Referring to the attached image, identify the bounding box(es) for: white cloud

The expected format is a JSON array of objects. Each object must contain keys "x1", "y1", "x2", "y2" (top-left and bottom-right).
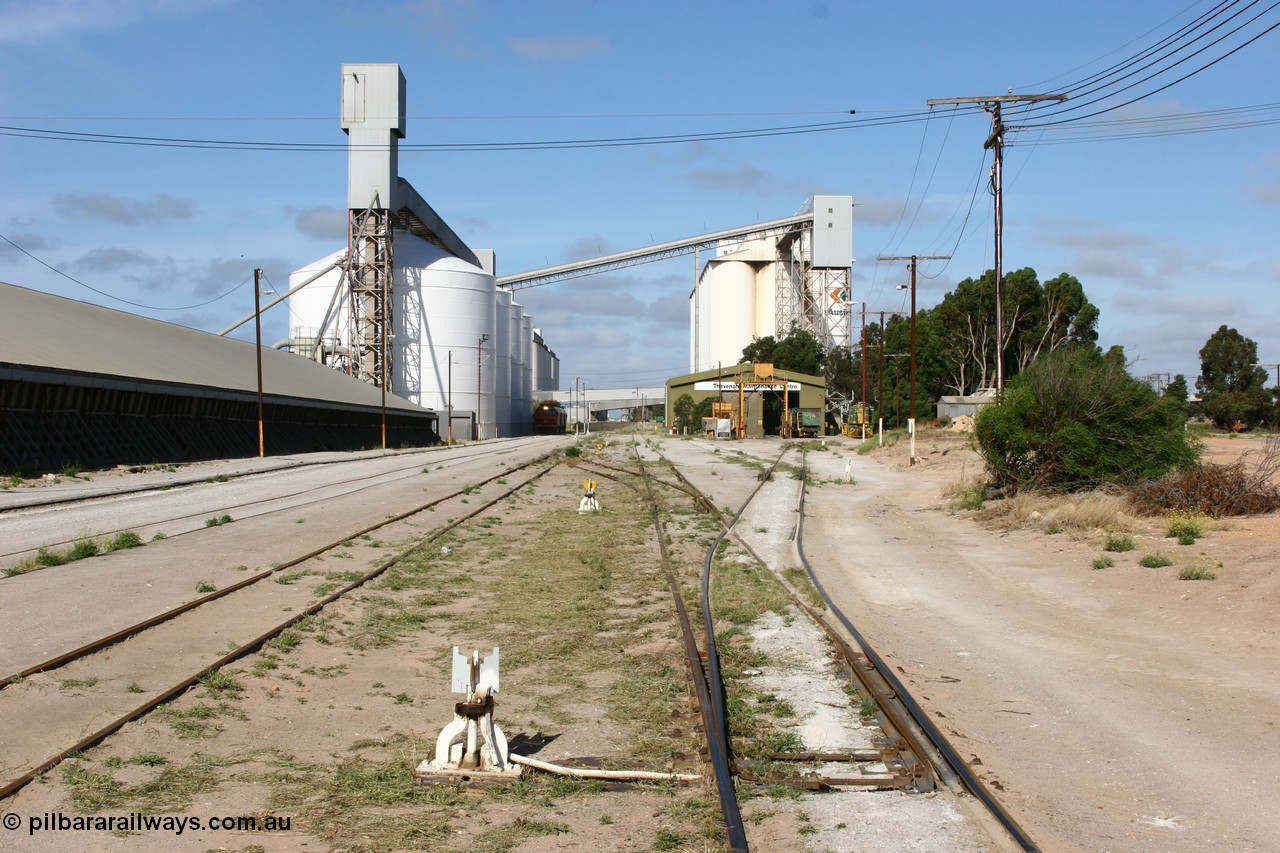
[
  {"x1": 294, "y1": 206, "x2": 346, "y2": 241},
  {"x1": 0, "y1": 0, "x2": 234, "y2": 45},
  {"x1": 55, "y1": 193, "x2": 194, "y2": 225},
  {"x1": 507, "y1": 34, "x2": 608, "y2": 61}
]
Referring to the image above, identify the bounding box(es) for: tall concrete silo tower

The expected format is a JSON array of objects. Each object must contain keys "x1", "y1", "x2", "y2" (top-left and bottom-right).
[{"x1": 340, "y1": 64, "x2": 404, "y2": 390}]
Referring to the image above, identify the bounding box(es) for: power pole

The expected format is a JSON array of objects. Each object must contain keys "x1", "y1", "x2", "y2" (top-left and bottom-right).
[
  {"x1": 878, "y1": 255, "x2": 949, "y2": 464},
  {"x1": 859, "y1": 304, "x2": 868, "y2": 439},
  {"x1": 927, "y1": 93, "x2": 1065, "y2": 390}
]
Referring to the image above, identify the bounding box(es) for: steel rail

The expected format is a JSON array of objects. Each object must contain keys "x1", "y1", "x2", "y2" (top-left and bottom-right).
[
  {"x1": 583, "y1": 457, "x2": 718, "y2": 514},
  {"x1": 0, "y1": 436, "x2": 548, "y2": 518},
  {"x1": 591, "y1": 447, "x2": 747, "y2": 853},
  {"x1": 0, "y1": 452, "x2": 553, "y2": 690},
  {"x1": 0, "y1": 448, "x2": 498, "y2": 565},
  {"x1": 792, "y1": 457, "x2": 1041, "y2": 853},
  {"x1": 580, "y1": 457, "x2": 743, "y2": 848},
  {"x1": 0, "y1": 462, "x2": 558, "y2": 803},
  {"x1": 624, "y1": 445, "x2": 747, "y2": 850}
]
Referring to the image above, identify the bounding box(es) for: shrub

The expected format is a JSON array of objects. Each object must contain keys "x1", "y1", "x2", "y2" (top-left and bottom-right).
[
  {"x1": 944, "y1": 480, "x2": 986, "y2": 511},
  {"x1": 1179, "y1": 562, "x2": 1218, "y2": 581},
  {"x1": 1139, "y1": 554, "x2": 1173, "y2": 568},
  {"x1": 1103, "y1": 531, "x2": 1136, "y2": 552},
  {"x1": 107, "y1": 531, "x2": 143, "y2": 551},
  {"x1": 1129, "y1": 439, "x2": 1280, "y2": 517},
  {"x1": 67, "y1": 539, "x2": 101, "y2": 560},
  {"x1": 1092, "y1": 556, "x2": 1114, "y2": 570},
  {"x1": 975, "y1": 347, "x2": 1198, "y2": 492},
  {"x1": 1165, "y1": 510, "x2": 1205, "y2": 541},
  {"x1": 564, "y1": 446, "x2": 582, "y2": 458}
]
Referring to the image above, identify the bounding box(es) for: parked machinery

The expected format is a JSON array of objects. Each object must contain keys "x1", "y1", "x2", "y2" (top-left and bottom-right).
[{"x1": 532, "y1": 400, "x2": 567, "y2": 435}]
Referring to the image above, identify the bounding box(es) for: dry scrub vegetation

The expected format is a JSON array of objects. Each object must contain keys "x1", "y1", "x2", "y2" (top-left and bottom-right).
[{"x1": 1129, "y1": 437, "x2": 1280, "y2": 517}]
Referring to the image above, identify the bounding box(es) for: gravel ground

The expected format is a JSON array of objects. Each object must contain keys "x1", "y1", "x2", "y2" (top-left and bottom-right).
[
  {"x1": 798, "y1": 432, "x2": 1280, "y2": 853},
  {"x1": 4, "y1": 429, "x2": 1274, "y2": 853}
]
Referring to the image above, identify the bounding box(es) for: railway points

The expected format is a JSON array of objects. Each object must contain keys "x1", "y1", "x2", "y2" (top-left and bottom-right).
[{"x1": 5, "y1": 430, "x2": 1274, "y2": 852}]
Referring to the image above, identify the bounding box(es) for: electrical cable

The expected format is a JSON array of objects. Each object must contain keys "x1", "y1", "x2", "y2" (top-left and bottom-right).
[
  {"x1": 0, "y1": 111, "x2": 940, "y2": 154},
  {"x1": 1015, "y1": 0, "x2": 1251, "y2": 117},
  {"x1": 1014, "y1": 0, "x2": 1230, "y2": 91},
  {"x1": 0, "y1": 231, "x2": 251, "y2": 311},
  {"x1": 1017, "y1": 2, "x2": 1280, "y2": 127},
  {"x1": 1011, "y1": 100, "x2": 1280, "y2": 143}
]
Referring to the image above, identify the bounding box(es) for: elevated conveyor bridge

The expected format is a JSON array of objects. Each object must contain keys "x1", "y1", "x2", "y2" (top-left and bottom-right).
[{"x1": 496, "y1": 212, "x2": 814, "y2": 290}]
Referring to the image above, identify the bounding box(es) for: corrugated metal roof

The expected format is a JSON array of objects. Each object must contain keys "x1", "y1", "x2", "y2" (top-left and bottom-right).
[
  {"x1": 0, "y1": 281, "x2": 431, "y2": 414},
  {"x1": 666, "y1": 363, "x2": 826, "y2": 386}
]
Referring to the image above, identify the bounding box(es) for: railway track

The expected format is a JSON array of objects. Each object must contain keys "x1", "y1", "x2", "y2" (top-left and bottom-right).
[
  {"x1": 0, "y1": 450, "x2": 559, "y2": 801},
  {"x1": 606, "y1": 440, "x2": 1039, "y2": 852},
  {"x1": 2, "y1": 436, "x2": 1035, "y2": 851},
  {"x1": 0, "y1": 438, "x2": 555, "y2": 572}
]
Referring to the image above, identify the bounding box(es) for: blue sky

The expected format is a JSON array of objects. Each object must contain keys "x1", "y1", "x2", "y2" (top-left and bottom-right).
[{"x1": 3, "y1": 0, "x2": 1278, "y2": 392}]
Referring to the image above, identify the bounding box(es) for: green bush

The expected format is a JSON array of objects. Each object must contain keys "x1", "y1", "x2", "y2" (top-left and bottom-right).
[
  {"x1": 1179, "y1": 564, "x2": 1218, "y2": 581},
  {"x1": 107, "y1": 531, "x2": 143, "y2": 551},
  {"x1": 67, "y1": 539, "x2": 101, "y2": 560},
  {"x1": 974, "y1": 347, "x2": 1199, "y2": 491},
  {"x1": 1091, "y1": 556, "x2": 1114, "y2": 570},
  {"x1": 1139, "y1": 554, "x2": 1174, "y2": 568},
  {"x1": 1165, "y1": 510, "x2": 1204, "y2": 541},
  {"x1": 1103, "y1": 531, "x2": 1136, "y2": 552}
]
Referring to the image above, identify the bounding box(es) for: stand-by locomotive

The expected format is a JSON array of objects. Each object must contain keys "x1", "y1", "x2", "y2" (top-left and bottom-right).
[{"x1": 532, "y1": 400, "x2": 567, "y2": 434}]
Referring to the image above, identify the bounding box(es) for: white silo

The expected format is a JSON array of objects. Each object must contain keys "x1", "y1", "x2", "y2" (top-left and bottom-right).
[
  {"x1": 532, "y1": 330, "x2": 557, "y2": 397},
  {"x1": 493, "y1": 288, "x2": 513, "y2": 437},
  {"x1": 287, "y1": 250, "x2": 345, "y2": 362},
  {"x1": 508, "y1": 301, "x2": 526, "y2": 432},
  {"x1": 395, "y1": 235, "x2": 496, "y2": 439},
  {"x1": 706, "y1": 259, "x2": 756, "y2": 369},
  {"x1": 520, "y1": 315, "x2": 534, "y2": 433}
]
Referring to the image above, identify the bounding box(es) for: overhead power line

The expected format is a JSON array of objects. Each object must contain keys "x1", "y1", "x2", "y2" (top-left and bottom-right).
[
  {"x1": 1014, "y1": 0, "x2": 1280, "y2": 128},
  {"x1": 0, "y1": 111, "x2": 948, "y2": 154}
]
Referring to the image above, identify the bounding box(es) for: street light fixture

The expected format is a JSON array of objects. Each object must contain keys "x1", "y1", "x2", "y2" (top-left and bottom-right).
[{"x1": 895, "y1": 277, "x2": 919, "y2": 465}]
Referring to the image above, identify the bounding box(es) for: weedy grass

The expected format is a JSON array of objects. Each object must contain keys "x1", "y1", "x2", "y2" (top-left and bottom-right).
[
  {"x1": 197, "y1": 669, "x2": 243, "y2": 698},
  {"x1": 975, "y1": 491, "x2": 1138, "y2": 537},
  {"x1": 1103, "y1": 530, "x2": 1137, "y2": 552},
  {"x1": 155, "y1": 702, "x2": 232, "y2": 739},
  {"x1": 1140, "y1": 553, "x2": 1174, "y2": 568},
  {"x1": 1166, "y1": 509, "x2": 1206, "y2": 544},
  {"x1": 943, "y1": 478, "x2": 986, "y2": 512},
  {"x1": 1179, "y1": 558, "x2": 1220, "y2": 581},
  {"x1": 4, "y1": 529, "x2": 145, "y2": 576},
  {"x1": 62, "y1": 754, "x2": 224, "y2": 813},
  {"x1": 1092, "y1": 556, "x2": 1115, "y2": 570}
]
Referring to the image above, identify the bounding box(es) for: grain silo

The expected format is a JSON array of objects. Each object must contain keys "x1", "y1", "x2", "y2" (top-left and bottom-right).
[{"x1": 285, "y1": 63, "x2": 557, "y2": 440}]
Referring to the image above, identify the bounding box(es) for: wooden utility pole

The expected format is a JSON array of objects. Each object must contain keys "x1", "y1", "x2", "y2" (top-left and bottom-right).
[
  {"x1": 878, "y1": 255, "x2": 949, "y2": 464},
  {"x1": 860, "y1": 304, "x2": 868, "y2": 439},
  {"x1": 927, "y1": 93, "x2": 1066, "y2": 390},
  {"x1": 253, "y1": 268, "x2": 266, "y2": 458}
]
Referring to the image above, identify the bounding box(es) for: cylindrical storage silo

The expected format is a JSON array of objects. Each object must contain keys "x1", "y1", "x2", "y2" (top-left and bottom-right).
[
  {"x1": 287, "y1": 249, "x2": 346, "y2": 363},
  {"x1": 508, "y1": 301, "x2": 526, "y2": 433},
  {"x1": 494, "y1": 288, "x2": 513, "y2": 437},
  {"x1": 707, "y1": 260, "x2": 756, "y2": 369},
  {"x1": 393, "y1": 235, "x2": 496, "y2": 440},
  {"x1": 520, "y1": 315, "x2": 534, "y2": 434}
]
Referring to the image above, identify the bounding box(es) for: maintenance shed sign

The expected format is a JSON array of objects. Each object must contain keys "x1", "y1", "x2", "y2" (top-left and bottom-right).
[{"x1": 693, "y1": 381, "x2": 801, "y2": 392}]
